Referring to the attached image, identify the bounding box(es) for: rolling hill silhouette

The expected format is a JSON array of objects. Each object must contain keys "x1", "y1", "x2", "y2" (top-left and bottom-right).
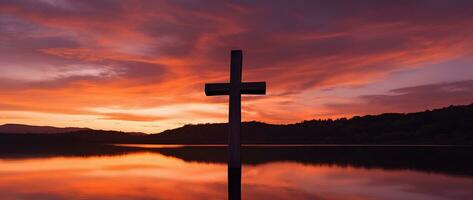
[
  {"x1": 0, "y1": 124, "x2": 90, "y2": 134},
  {"x1": 1, "y1": 103, "x2": 472, "y2": 144}
]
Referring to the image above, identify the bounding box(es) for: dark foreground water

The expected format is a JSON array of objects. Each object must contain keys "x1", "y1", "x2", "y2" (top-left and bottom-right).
[{"x1": 0, "y1": 144, "x2": 472, "y2": 200}]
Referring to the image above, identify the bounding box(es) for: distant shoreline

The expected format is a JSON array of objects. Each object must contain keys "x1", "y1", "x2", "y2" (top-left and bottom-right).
[
  {"x1": 113, "y1": 143, "x2": 473, "y2": 148},
  {"x1": 1, "y1": 103, "x2": 473, "y2": 145}
]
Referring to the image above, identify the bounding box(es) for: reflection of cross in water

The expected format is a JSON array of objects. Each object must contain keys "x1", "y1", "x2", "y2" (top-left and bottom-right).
[{"x1": 205, "y1": 50, "x2": 266, "y2": 200}]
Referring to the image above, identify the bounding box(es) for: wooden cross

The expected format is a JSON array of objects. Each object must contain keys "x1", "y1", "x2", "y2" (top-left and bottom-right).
[
  {"x1": 205, "y1": 50, "x2": 266, "y2": 199},
  {"x1": 205, "y1": 50, "x2": 266, "y2": 168}
]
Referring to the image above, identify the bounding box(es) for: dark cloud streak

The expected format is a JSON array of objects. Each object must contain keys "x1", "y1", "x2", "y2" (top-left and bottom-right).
[{"x1": 326, "y1": 80, "x2": 473, "y2": 115}]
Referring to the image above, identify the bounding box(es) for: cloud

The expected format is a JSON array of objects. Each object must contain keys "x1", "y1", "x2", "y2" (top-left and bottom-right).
[
  {"x1": 1, "y1": 1, "x2": 473, "y2": 131},
  {"x1": 326, "y1": 80, "x2": 473, "y2": 116},
  {"x1": 99, "y1": 113, "x2": 165, "y2": 122}
]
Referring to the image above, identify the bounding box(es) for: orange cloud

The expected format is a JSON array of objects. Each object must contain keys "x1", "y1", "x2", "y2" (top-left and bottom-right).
[
  {"x1": 1, "y1": 1, "x2": 473, "y2": 132},
  {"x1": 99, "y1": 113, "x2": 165, "y2": 122}
]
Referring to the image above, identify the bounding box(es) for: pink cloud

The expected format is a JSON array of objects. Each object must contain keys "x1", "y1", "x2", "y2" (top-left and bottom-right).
[
  {"x1": 1, "y1": 1, "x2": 473, "y2": 131},
  {"x1": 325, "y1": 80, "x2": 473, "y2": 116}
]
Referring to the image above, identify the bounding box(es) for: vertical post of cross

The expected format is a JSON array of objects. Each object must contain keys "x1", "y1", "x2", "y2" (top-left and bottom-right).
[
  {"x1": 229, "y1": 50, "x2": 242, "y2": 169},
  {"x1": 228, "y1": 50, "x2": 242, "y2": 200},
  {"x1": 204, "y1": 50, "x2": 266, "y2": 200}
]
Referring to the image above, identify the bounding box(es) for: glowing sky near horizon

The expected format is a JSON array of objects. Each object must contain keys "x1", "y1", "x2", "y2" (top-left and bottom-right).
[{"x1": 1, "y1": 0, "x2": 473, "y2": 133}]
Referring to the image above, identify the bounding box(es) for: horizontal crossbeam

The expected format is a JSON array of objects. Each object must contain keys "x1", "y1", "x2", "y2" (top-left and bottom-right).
[
  {"x1": 241, "y1": 82, "x2": 266, "y2": 95},
  {"x1": 205, "y1": 83, "x2": 229, "y2": 96},
  {"x1": 205, "y1": 82, "x2": 266, "y2": 96}
]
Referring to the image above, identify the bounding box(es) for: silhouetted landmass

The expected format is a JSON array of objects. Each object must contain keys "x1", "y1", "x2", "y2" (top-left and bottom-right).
[
  {"x1": 1, "y1": 103, "x2": 473, "y2": 144},
  {"x1": 0, "y1": 123, "x2": 91, "y2": 134},
  {"x1": 0, "y1": 130, "x2": 142, "y2": 144},
  {"x1": 149, "y1": 103, "x2": 473, "y2": 144}
]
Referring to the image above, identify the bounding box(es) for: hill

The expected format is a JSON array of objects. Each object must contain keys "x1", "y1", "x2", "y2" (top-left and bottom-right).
[
  {"x1": 149, "y1": 103, "x2": 473, "y2": 144},
  {"x1": 0, "y1": 124, "x2": 91, "y2": 134},
  {"x1": 1, "y1": 103, "x2": 472, "y2": 144}
]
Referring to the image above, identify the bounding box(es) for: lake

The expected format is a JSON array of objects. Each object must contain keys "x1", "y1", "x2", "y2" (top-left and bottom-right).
[{"x1": 0, "y1": 144, "x2": 472, "y2": 200}]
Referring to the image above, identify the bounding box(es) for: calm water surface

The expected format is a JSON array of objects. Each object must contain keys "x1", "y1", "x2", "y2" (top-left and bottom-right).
[{"x1": 0, "y1": 145, "x2": 472, "y2": 200}]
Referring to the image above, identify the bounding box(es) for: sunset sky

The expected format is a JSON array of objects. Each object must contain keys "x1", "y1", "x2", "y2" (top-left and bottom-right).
[{"x1": 1, "y1": 0, "x2": 473, "y2": 133}]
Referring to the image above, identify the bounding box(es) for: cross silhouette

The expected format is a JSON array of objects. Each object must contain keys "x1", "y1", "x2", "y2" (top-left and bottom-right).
[{"x1": 205, "y1": 50, "x2": 266, "y2": 199}]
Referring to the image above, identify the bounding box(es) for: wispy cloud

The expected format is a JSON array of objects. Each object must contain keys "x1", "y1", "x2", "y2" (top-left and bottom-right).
[
  {"x1": 326, "y1": 80, "x2": 473, "y2": 116},
  {"x1": 1, "y1": 1, "x2": 473, "y2": 132}
]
